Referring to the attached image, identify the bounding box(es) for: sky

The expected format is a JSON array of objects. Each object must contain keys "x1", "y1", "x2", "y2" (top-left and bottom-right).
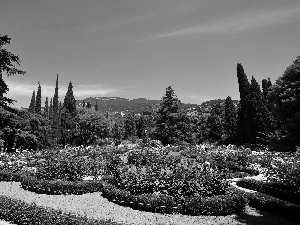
[{"x1": 1, "y1": 0, "x2": 300, "y2": 108}]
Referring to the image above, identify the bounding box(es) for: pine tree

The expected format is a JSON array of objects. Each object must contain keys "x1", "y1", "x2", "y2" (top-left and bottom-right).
[
  {"x1": 124, "y1": 113, "x2": 137, "y2": 140},
  {"x1": 63, "y1": 81, "x2": 76, "y2": 115},
  {"x1": 236, "y1": 63, "x2": 251, "y2": 143},
  {"x1": 29, "y1": 90, "x2": 36, "y2": 113},
  {"x1": 53, "y1": 74, "x2": 59, "y2": 116},
  {"x1": 0, "y1": 34, "x2": 26, "y2": 109},
  {"x1": 262, "y1": 79, "x2": 269, "y2": 99},
  {"x1": 49, "y1": 98, "x2": 53, "y2": 121},
  {"x1": 44, "y1": 97, "x2": 49, "y2": 119},
  {"x1": 224, "y1": 96, "x2": 237, "y2": 139},
  {"x1": 248, "y1": 76, "x2": 275, "y2": 143},
  {"x1": 35, "y1": 82, "x2": 42, "y2": 114},
  {"x1": 95, "y1": 101, "x2": 99, "y2": 111}
]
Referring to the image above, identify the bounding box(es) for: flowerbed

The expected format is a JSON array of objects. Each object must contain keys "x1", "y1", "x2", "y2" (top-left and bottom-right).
[
  {"x1": 102, "y1": 182, "x2": 246, "y2": 216},
  {"x1": 236, "y1": 178, "x2": 300, "y2": 205}
]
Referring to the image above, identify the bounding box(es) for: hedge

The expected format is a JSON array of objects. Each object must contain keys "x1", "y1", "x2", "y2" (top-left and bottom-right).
[
  {"x1": 20, "y1": 176, "x2": 104, "y2": 195},
  {"x1": 0, "y1": 170, "x2": 23, "y2": 182},
  {"x1": 245, "y1": 191, "x2": 300, "y2": 223},
  {"x1": 0, "y1": 195, "x2": 122, "y2": 225},
  {"x1": 101, "y1": 183, "x2": 246, "y2": 216},
  {"x1": 236, "y1": 179, "x2": 300, "y2": 205}
]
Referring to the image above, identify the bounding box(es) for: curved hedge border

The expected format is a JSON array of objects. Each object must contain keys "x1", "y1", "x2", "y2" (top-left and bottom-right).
[
  {"x1": 20, "y1": 176, "x2": 104, "y2": 195},
  {"x1": 244, "y1": 191, "x2": 300, "y2": 223},
  {"x1": 101, "y1": 182, "x2": 246, "y2": 216},
  {"x1": 0, "y1": 170, "x2": 23, "y2": 182},
  {"x1": 236, "y1": 178, "x2": 300, "y2": 205},
  {"x1": 0, "y1": 195, "x2": 122, "y2": 225}
]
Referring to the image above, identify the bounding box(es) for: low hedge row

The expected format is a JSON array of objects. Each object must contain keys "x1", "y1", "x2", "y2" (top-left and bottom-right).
[
  {"x1": 0, "y1": 195, "x2": 122, "y2": 225},
  {"x1": 101, "y1": 182, "x2": 246, "y2": 216},
  {"x1": 20, "y1": 176, "x2": 104, "y2": 195},
  {"x1": 236, "y1": 178, "x2": 300, "y2": 205},
  {"x1": 245, "y1": 191, "x2": 300, "y2": 223},
  {"x1": 0, "y1": 170, "x2": 23, "y2": 182}
]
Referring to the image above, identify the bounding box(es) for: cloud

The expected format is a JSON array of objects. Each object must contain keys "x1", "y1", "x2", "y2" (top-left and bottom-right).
[
  {"x1": 5, "y1": 80, "x2": 119, "y2": 100},
  {"x1": 150, "y1": 7, "x2": 300, "y2": 39}
]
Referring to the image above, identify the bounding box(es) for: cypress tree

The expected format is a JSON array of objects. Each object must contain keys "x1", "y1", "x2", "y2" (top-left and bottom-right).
[
  {"x1": 248, "y1": 76, "x2": 275, "y2": 143},
  {"x1": 262, "y1": 79, "x2": 268, "y2": 99},
  {"x1": 53, "y1": 74, "x2": 59, "y2": 116},
  {"x1": 49, "y1": 98, "x2": 53, "y2": 121},
  {"x1": 63, "y1": 81, "x2": 76, "y2": 115},
  {"x1": 35, "y1": 82, "x2": 42, "y2": 114},
  {"x1": 29, "y1": 90, "x2": 36, "y2": 113},
  {"x1": 224, "y1": 96, "x2": 237, "y2": 138},
  {"x1": 44, "y1": 97, "x2": 49, "y2": 119},
  {"x1": 236, "y1": 63, "x2": 250, "y2": 143},
  {"x1": 95, "y1": 101, "x2": 99, "y2": 111}
]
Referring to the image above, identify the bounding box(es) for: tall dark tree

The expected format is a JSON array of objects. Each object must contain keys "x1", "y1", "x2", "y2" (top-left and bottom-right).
[
  {"x1": 224, "y1": 96, "x2": 237, "y2": 140},
  {"x1": 124, "y1": 112, "x2": 137, "y2": 140},
  {"x1": 28, "y1": 90, "x2": 36, "y2": 113},
  {"x1": 49, "y1": 98, "x2": 53, "y2": 121},
  {"x1": 35, "y1": 82, "x2": 42, "y2": 114},
  {"x1": 95, "y1": 101, "x2": 99, "y2": 111},
  {"x1": 206, "y1": 103, "x2": 224, "y2": 142},
  {"x1": 44, "y1": 97, "x2": 49, "y2": 119},
  {"x1": 63, "y1": 81, "x2": 76, "y2": 115},
  {"x1": 61, "y1": 82, "x2": 77, "y2": 146},
  {"x1": 236, "y1": 63, "x2": 251, "y2": 143},
  {"x1": 268, "y1": 55, "x2": 300, "y2": 150},
  {"x1": 53, "y1": 74, "x2": 59, "y2": 116},
  {"x1": 262, "y1": 78, "x2": 273, "y2": 99},
  {"x1": 0, "y1": 34, "x2": 26, "y2": 109}
]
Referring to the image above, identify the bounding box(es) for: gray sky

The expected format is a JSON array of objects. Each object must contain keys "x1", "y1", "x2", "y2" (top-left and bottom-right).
[{"x1": 1, "y1": 0, "x2": 300, "y2": 108}]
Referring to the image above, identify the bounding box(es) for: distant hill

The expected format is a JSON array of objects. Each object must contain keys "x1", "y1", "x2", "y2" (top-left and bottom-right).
[{"x1": 76, "y1": 97, "x2": 199, "y2": 113}]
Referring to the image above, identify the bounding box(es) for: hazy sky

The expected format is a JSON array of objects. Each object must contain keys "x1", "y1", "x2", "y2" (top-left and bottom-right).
[{"x1": 1, "y1": 0, "x2": 300, "y2": 108}]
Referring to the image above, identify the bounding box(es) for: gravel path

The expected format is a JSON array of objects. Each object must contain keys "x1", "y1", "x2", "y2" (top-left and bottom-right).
[{"x1": 0, "y1": 182, "x2": 299, "y2": 225}]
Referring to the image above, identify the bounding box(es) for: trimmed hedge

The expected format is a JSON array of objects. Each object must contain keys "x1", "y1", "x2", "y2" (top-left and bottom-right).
[
  {"x1": 101, "y1": 182, "x2": 246, "y2": 216},
  {"x1": 0, "y1": 170, "x2": 23, "y2": 182},
  {"x1": 245, "y1": 191, "x2": 300, "y2": 223},
  {"x1": 20, "y1": 176, "x2": 104, "y2": 195},
  {"x1": 0, "y1": 195, "x2": 122, "y2": 225},
  {"x1": 236, "y1": 179, "x2": 300, "y2": 205}
]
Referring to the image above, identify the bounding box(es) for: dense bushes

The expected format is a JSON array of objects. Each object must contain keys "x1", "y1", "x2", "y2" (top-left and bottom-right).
[
  {"x1": 102, "y1": 182, "x2": 246, "y2": 215},
  {"x1": 236, "y1": 178, "x2": 300, "y2": 205},
  {"x1": 0, "y1": 195, "x2": 121, "y2": 225},
  {"x1": 245, "y1": 191, "x2": 300, "y2": 223},
  {"x1": 0, "y1": 170, "x2": 23, "y2": 182},
  {"x1": 21, "y1": 176, "x2": 104, "y2": 195}
]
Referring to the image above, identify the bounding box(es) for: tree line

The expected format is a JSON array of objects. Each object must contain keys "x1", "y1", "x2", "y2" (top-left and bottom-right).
[{"x1": 1, "y1": 34, "x2": 299, "y2": 152}]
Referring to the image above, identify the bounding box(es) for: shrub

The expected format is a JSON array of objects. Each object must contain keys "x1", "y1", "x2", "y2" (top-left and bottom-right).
[
  {"x1": 245, "y1": 191, "x2": 300, "y2": 223},
  {"x1": 21, "y1": 176, "x2": 104, "y2": 195},
  {"x1": 236, "y1": 178, "x2": 300, "y2": 205},
  {"x1": 183, "y1": 190, "x2": 246, "y2": 216},
  {"x1": 0, "y1": 195, "x2": 121, "y2": 225},
  {"x1": 0, "y1": 170, "x2": 22, "y2": 182}
]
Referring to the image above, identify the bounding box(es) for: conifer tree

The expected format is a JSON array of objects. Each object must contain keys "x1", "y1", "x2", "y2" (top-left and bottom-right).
[
  {"x1": 0, "y1": 34, "x2": 26, "y2": 109},
  {"x1": 262, "y1": 79, "x2": 269, "y2": 99},
  {"x1": 53, "y1": 74, "x2": 59, "y2": 116},
  {"x1": 124, "y1": 113, "x2": 137, "y2": 140},
  {"x1": 28, "y1": 90, "x2": 36, "y2": 113},
  {"x1": 49, "y1": 98, "x2": 53, "y2": 121},
  {"x1": 63, "y1": 81, "x2": 76, "y2": 115},
  {"x1": 95, "y1": 101, "x2": 99, "y2": 111},
  {"x1": 35, "y1": 82, "x2": 42, "y2": 114},
  {"x1": 248, "y1": 76, "x2": 275, "y2": 143},
  {"x1": 44, "y1": 97, "x2": 49, "y2": 119},
  {"x1": 224, "y1": 96, "x2": 237, "y2": 139},
  {"x1": 236, "y1": 63, "x2": 250, "y2": 143}
]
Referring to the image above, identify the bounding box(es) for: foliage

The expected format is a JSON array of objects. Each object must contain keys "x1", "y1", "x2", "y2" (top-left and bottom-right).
[
  {"x1": 28, "y1": 90, "x2": 36, "y2": 113},
  {"x1": 21, "y1": 175, "x2": 104, "y2": 195},
  {"x1": 35, "y1": 82, "x2": 42, "y2": 114},
  {"x1": 0, "y1": 34, "x2": 26, "y2": 109},
  {"x1": 237, "y1": 178, "x2": 300, "y2": 205},
  {"x1": 245, "y1": 191, "x2": 300, "y2": 222},
  {"x1": 0, "y1": 195, "x2": 121, "y2": 225},
  {"x1": 268, "y1": 55, "x2": 300, "y2": 149},
  {"x1": 224, "y1": 96, "x2": 237, "y2": 142}
]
